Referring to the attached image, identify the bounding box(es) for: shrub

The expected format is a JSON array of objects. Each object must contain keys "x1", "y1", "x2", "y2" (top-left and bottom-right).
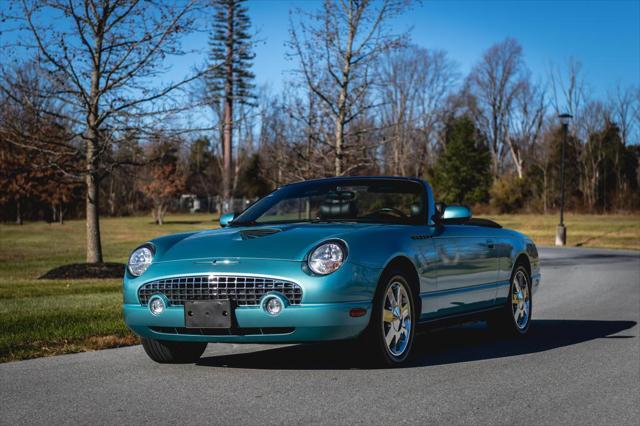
[{"x1": 490, "y1": 175, "x2": 531, "y2": 213}]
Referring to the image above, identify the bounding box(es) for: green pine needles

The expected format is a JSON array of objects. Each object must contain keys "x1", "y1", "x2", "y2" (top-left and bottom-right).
[
  {"x1": 207, "y1": 0, "x2": 256, "y2": 106},
  {"x1": 432, "y1": 116, "x2": 492, "y2": 206}
]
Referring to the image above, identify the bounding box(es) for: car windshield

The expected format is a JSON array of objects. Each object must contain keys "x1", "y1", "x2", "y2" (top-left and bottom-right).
[{"x1": 232, "y1": 179, "x2": 426, "y2": 226}]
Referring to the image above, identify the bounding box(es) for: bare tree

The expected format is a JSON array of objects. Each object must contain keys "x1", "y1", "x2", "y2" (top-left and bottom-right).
[
  {"x1": 256, "y1": 89, "x2": 329, "y2": 185},
  {"x1": 549, "y1": 59, "x2": 588, "y2": 138},
  {"x1": 2, "y1": 0, "x2": 205, "y2": 262},
  {"x1": 608, "y1": 84, "x2": 639, "y2": 146},
  {"x1": 607, "y1": 84, "x2": 638, "y2": 207},
  {"x1": 580, "y1": 100, "x2": 607, "y2": 208},
  {"x1": 505, "y1": 79, "x2": 546, "y2": 178},
  {"x1": 282, "y1": 90, "x2": 332, "y2": 181},
  {"x1": 289, "y1": 0, "x2": 411, "y2": 176},
  {"x1": 377, "y1": 45, "x2": 457, "y2": 176},
  {"x1": 466, "y1": 38, "x2": 526, "y2": 176}
]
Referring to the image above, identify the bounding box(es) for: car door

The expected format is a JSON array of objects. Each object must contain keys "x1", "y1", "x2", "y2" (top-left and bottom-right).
[
  {"x1": 428, "y1": 225, "x2": 498, "y2": 318},
  {"x1": 404, "y1": 225, "x2": 438, "y2": 321}
]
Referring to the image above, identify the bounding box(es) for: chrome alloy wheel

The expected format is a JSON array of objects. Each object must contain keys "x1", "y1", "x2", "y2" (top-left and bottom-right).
[
  {"x1": 382, "y1": 281, "x2": 412, "y2": 357},
  {"x1": 512, "y1": 269, "x2": 531, "y2": 330}
]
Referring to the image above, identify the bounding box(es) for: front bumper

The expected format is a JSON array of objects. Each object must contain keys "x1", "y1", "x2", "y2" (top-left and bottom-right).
[
  {"x1": 123, "y1": 301, "x2": 371, "y2": 343},
  {"x1": 123, "y1": 258, "x2": 380, "y2": 343}
]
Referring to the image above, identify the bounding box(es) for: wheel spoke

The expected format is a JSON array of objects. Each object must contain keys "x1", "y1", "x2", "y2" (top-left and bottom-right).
[
  {"x1": 385, "y1": 327, "x2": 395, "y2": 347},
  {"x1": 383, "y1": 308, "x2": 394, "y2": 323},
  {"x1": 401, "y1": 305, "x2": 410, "y2": 320},
  {"x1": 387, "y1": 287, "x2": 397, "y2": 307},
  {"x1": 395, "y1": 285, "x2": 403, "y2": 309}
]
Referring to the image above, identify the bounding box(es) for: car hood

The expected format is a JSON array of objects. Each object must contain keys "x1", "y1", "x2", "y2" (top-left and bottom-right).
[{"x1": 154, "y1": 223, "x2": 382, "y2": 263}]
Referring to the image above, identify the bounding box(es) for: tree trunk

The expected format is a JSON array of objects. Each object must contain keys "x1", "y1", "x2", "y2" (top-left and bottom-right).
[
  {"x1": 221, "y1": 0, "x2": 235, "y2": 212},
  {"x1": 85, "y1": 95, "x2": 103, "y2": 262},
  {"x1": 108, "y1": 178, "x2": 116, "y2": 216},
  {"x1": 15, "y1": 198, "x2": 22, "y2": 225},
  {"x1": 86, "y1": 171, "x2": 103, "y2": 263},
  {"x1": 334, "y1": 117, "x2": 344, "y2": 176},
  {"x1": 85, "y1": 22, "x2": 104, "y2": 264},
  {"x1": 506, "y1": 137, "x2": 524, "y2": 178},
  {"x1": 59, "y1": 204, "x2": 64, "y2": 225},
  {"x1": 542, "y1": 167, "x2": 548, "y2": 214},
  {"x1": 333, "y1": 6, "x2": 355, "y2": 177},
  {"x1": 157, "y1": 205, "x2": 164, "y2": 225}
]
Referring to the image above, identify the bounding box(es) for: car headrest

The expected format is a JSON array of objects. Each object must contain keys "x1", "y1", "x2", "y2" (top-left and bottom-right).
[
  {"x1": 410, "y1": 203, "x2": 423, "y2": 217},
  {"x1": 319, "y1": 191, "x2": 358, "y2": 220}
]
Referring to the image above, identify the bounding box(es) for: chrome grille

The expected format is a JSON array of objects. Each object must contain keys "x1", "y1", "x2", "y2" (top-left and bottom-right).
[{"x1": 138, "y1": 275, "x2": 303, "y2": 306}]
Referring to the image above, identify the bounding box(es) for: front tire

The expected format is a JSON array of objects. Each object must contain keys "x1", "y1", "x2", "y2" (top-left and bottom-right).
[
  {"x1": 141, "y1": 337, "x2": 207, "y2": 364},
  {"x1": 363, "y1": 271, "x2": 417, "y2": 366},
  {"x1": 488, "y1": 264, "x2": 532, "y2": 336}
]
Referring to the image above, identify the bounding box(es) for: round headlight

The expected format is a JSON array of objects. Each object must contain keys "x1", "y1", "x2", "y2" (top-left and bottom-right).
[
  {"x1": 128, "y1": 245, "x2": 154, "y2": 277},
  {"x1": 308, "y1": 242, "x2": 345, "y2": 275}
]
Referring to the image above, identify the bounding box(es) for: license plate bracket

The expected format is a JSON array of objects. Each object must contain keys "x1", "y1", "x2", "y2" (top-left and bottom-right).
[{"x1": 184, "y1": 299, "x2": 235, "y2": 328}]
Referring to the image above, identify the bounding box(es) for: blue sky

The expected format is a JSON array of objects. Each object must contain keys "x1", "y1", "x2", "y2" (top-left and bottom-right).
[
  {"x1": 242, "y1": 0, "x2": 640, "y2": 98},
  {"x1": 2, "y1": 0, "x2": 638, "y2": 99}
]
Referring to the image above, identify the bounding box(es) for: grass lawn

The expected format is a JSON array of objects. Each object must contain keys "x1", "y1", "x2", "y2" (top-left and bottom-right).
[
  {"x1": 0, "y1": 212, "x2": 638, "y2": 362},
  {"x1": 485, "y1": 213, "x2": 640, "y2": 250},
  {"x1": 0, "y1": 214, "x2": 218, "y2": 362}
]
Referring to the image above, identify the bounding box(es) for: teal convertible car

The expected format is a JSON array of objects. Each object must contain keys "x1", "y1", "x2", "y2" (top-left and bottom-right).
[{"x1": 123, "y1": 177, "x2": 540, "y2": 366}]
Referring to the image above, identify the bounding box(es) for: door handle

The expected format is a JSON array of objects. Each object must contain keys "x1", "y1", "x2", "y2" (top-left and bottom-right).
[{"x1": 486, "y1": 240, "x2": 494, "y2": 249}]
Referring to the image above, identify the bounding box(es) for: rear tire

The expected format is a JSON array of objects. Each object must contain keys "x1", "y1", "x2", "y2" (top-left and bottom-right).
[
  {"x1": 488, "y1": 263, "x2": 532, "y2": 336},
  {"x1": 361, "y1": 270, "x2": 417, "y2": 367},
  {"x1": 141, "y1": 337, "x2": 207, "y2": 364}
]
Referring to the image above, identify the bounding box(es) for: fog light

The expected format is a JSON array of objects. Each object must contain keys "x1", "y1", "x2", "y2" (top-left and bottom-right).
[
  {"x1": 149, "y1": 296, "x2": 165, "y2": 315},
  {"x1": 265, "y1": 297, "x2": 283, "y2": 316}
]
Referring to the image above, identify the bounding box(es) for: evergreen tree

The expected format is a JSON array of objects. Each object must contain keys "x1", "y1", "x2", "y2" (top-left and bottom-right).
[
  {"x1": 432, "y1": 116, "x2": 492, "y2": 205},
  {"x1": 186, "y1": 137, "x2": 220, "y2": 199},
  {"x1": 236, "y1": 153, "x2": 272, "y2": 199},
  {"x1": 207, "y1": 0, "x2": 256, "y2": 212}
]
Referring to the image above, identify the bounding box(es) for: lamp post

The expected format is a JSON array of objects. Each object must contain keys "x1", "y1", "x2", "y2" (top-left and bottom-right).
[{"x1": 556, "y1": 113, "x2": 573, "y2": 246}]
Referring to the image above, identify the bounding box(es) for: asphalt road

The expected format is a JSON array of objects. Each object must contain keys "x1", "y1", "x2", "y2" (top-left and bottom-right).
[{"x1": 1, "y1": 247, "x2": 639, "y2": 425}]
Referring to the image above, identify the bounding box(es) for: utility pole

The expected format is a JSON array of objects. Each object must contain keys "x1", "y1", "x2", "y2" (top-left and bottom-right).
[{"x1": 556, "y1": 113, "x2": 573, "y2": 246}]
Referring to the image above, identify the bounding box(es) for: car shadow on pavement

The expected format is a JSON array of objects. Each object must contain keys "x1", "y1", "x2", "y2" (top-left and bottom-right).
[{"x1": 196, "y1": 319, "x2": 637, "y2": 370}]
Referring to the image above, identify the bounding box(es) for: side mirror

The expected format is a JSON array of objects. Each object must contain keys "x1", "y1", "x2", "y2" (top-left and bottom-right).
[
  {"x1": 219, "y1": 212, "x2": 236, "y2": 227},
  {"x1": 442, "y1": 205, "x2": 472, "y2": 224}
]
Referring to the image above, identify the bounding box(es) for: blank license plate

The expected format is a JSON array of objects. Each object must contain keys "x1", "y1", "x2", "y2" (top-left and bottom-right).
[{"x1": 184, "y1": 300, "x2": 234, "y2": 328}]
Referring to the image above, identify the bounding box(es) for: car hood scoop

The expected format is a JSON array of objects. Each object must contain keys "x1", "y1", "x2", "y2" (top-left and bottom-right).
[{"x1": 239, "y1": 228, "x2": 281, "y2": 240}]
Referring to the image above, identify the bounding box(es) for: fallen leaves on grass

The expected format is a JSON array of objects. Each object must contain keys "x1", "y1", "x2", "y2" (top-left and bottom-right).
[
  {"x1": 2, "y1": 334, "x2": 140, "y2": 363},
  {"x1": 86, "y1": 334, "x2": 139, "y2": 349}
]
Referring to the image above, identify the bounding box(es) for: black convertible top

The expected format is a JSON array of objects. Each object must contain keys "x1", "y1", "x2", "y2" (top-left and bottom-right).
[{"x1": 465, "y1": 218, "x2": 503, "y2": 229}]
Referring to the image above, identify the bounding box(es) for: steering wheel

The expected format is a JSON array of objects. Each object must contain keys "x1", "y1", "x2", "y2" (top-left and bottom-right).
[{"x1": 368, "y1": 207, "x2": 408, "y2": 218}]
